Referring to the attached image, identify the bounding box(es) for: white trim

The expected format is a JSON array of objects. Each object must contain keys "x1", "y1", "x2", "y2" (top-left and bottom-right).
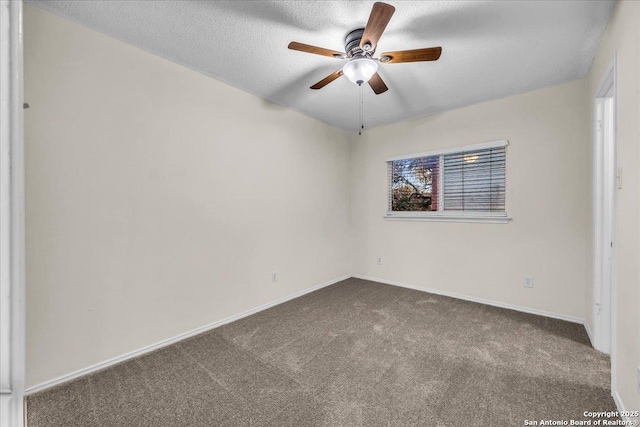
[
  {"x1": 25, "y1": 275, "x2": 351, "y2": 395},
  {"x1": 0, "y1": 0, "x2": 11, "y2": 394},
  {"x1": 0, "y1": 396, "x2": 13, "y2": 427},
  {"x1": 352, "y1": 275, "x2": 584, "y2": 324},
  {"x1": 584, "y1": 321, "x2": 594, "y2": 347},
  {"x1": 612, "y1": 389, "x2": 631, "y2": 423},
  {"x1": 386, "y1": 139, "x2": 508, "y2": 162},
  {"x1": 384, "y1": 212, "x2": 511, "y2": 224},
  {"x1": 592, "y1": 54, "x2": 618, "y2": 397},
  {"x1": 608, "y1": 53, "x2": 618, "y2": 396},
  {"x1": 592, "y1": 95, "x2": 604, "y2": 352},
  {"x1": 0, "y1": 1, "x2": 25, "y2": 426}
]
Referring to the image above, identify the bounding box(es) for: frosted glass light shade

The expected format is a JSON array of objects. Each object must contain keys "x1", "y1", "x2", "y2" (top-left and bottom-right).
[{"x1": 342, "y1": 58, "x2": 378, "y2": 85}]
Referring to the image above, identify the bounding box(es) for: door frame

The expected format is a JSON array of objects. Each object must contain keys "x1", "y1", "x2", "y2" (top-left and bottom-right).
[
  {"x1": 592, "y1": 53, "x2": 617, "y2": 383},
  {"x1": 0, "y1": 0, "x2": 26, "y2": 426}
]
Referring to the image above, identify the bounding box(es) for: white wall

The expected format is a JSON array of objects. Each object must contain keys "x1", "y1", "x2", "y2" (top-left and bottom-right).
[
  {"x1": 350, "y1": 79, "x2": 589, "y2": 321},
  {"x1": 587, "y1": 0, "x2": 640, "y2": 412},
  {"x1": 23, "y1": 5, "x2": 351, "y2": 388}
]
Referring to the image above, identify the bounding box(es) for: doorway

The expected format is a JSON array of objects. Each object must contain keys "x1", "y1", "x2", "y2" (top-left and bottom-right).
[{"x1": 593, "y1": 56, "x2": 617, "y2": 362}]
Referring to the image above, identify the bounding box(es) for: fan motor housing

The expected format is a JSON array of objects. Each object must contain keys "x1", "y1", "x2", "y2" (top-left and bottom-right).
[{"x1": 345, "y1": 28, "x2": 369, "y2": 58}]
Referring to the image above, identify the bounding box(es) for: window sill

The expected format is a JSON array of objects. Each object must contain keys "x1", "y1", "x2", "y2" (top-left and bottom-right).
[{"x1": 383, "y1": 213, "x2": 511, "y2": 224}]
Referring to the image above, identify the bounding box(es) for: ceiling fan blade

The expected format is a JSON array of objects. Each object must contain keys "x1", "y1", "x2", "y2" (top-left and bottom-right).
[
  {"x1": 360, "y1": 2, "x2": 395, "y2": 52},
  {"x1": 288, "y1": 42, "x2": 346, "y2": 59},
  {"x1": 310, "y1": 69, "x2": 344, "y2": 89},
  {"x1": 379, "y1": 47, "x2": 442, "y2": 63},
  {"x1": 368, "y1": 73, "x2": 388, "y2": 95}
]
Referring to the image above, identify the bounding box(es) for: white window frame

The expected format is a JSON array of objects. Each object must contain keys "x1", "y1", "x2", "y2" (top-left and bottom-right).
[{"x1": 384, "y1": 140, "x2": 511, "y2": 223}]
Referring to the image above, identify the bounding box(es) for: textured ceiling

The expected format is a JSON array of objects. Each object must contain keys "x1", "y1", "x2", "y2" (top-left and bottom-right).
[{"x1": 28, "y1": 1, "x2": 615, "y2": 131}]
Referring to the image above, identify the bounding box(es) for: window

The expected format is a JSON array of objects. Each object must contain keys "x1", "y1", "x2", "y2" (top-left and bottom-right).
[{"x1": 386, "y1": 140, "x2": 509, "y2": 223}]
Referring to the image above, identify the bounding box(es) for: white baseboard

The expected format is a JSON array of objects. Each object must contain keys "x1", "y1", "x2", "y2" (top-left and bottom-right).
[
  {"x1": 24, "y1": 274, "x2": 591, "y2": 395},
  {"x1": 352, "y1": 274, "x2": 584, "y2": 324},
  {"x1": 612, "y1": 389, "x2": 630, "y2": 422},
  {"x1": 1, "y1": 395, "x2": 12, "y2": 427},
  {"x1": 25, "y1": 274, "x2": 351, "y2": 395},
  {"x1": 584, "y1": 320, "x2": 595, "y2": 347}
]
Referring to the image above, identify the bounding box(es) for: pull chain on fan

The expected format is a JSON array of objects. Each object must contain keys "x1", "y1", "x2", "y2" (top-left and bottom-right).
[{"x1": 359, "y1": 84, "x2": 364, "y2": 135}]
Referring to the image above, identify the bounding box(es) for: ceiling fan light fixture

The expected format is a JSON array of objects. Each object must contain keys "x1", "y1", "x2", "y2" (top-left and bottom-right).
[
  {"x1": 342, "y1": 57, "x2": 378, "y2": 85},
  {"x1": 288, "y1": 2, "x2": 441, "y2": 94}
]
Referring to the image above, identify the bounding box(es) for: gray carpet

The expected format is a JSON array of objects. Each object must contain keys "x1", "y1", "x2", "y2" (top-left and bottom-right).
[{"x1": 26, "y1": 278, "x2": 616, "y2": 426}]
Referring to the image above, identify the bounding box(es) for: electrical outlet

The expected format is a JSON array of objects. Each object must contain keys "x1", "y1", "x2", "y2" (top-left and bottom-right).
[
  {"x1": 377, "y1": 257, "x2": 382, "y2": 265},
  {"x1": 524, "y1": 276, "x2": 534, "y2": 288},
  {"x1": 271, "y1": 271, "x2": 277, "y2": 282}
]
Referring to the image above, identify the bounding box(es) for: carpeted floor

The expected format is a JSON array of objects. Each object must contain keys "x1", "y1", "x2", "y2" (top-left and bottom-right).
[{"x1": 26, "y1": 278, "x2": 617, "y2": 426}]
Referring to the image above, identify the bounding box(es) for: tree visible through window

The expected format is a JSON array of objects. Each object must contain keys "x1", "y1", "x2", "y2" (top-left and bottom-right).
[{"x1": 391, "y1": 155, "x2": 439, "y2": 211}]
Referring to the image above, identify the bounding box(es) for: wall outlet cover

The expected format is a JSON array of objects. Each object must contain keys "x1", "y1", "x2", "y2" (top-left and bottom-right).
[{"x1": 524, "y1": 276, "x2": 534, "y2": 288}]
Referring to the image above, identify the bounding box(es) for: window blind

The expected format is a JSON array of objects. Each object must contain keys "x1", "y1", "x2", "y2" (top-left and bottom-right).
[{"x1": 441, "y1": 147, "x2": 506, "y2": 212}]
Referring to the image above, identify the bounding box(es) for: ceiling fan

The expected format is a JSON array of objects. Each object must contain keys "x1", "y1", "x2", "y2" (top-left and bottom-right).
[{"x1": 288, "y1": 2, "x2": 442, "y2": 95}]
